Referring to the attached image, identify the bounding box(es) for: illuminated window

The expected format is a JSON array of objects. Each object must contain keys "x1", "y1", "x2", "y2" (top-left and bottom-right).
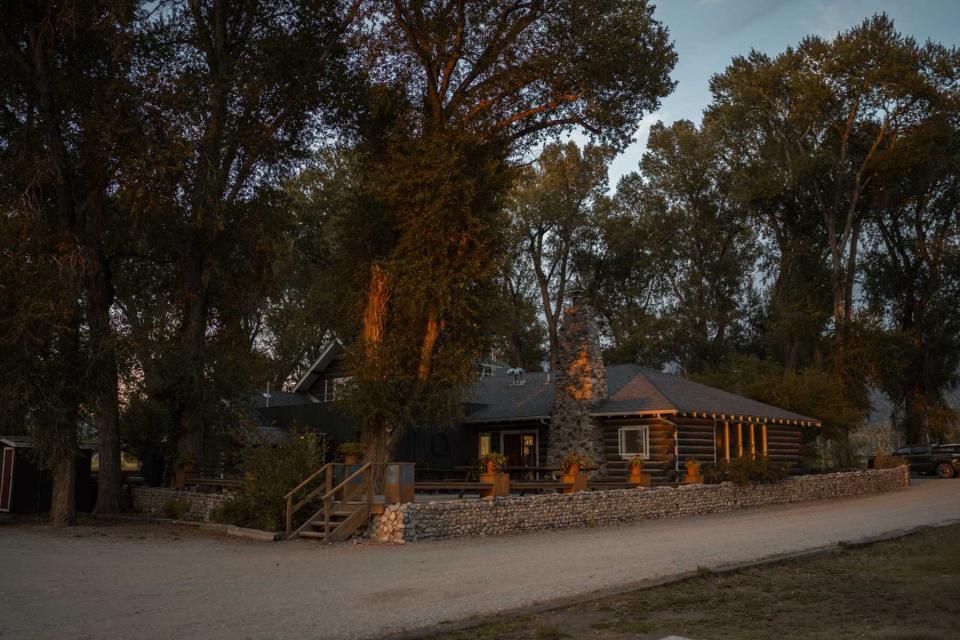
[
  {"x1": 522, "y1": 434, "x2": 536, "y2": 466},
  {"x1": 478, "y1": 433, "x2": 491, "y2": 457},
  {"x1": 619, "y1": 426, "x2": 649, "y2": 459}
]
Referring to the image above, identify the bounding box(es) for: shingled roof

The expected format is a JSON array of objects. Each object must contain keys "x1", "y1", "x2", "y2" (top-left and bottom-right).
[{"x1": 464, "y1": 363, "x2": 820, "y2": 426}]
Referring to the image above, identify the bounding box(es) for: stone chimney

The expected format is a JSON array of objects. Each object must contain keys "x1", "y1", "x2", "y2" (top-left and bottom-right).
[{"x1": 547, "y1": 289, "x2": 608, "y2": 474}]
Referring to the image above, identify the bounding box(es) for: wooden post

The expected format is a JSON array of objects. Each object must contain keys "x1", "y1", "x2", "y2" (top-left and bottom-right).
[
  {"x1": 749, "y1": 423, "x2": 756, "y2": 457},
  {"x1": 762, "y1": 423, "x2": 768, "y2": 455},
  {"x1": 724, "y1": 422, "x2": 730, "y2": 462},
  {"x1": 737, "y1": 422, "x2": 743, "y2": 457},
  {"x1": 285, "y1": 495, "x2": 293, "y2": 534}
]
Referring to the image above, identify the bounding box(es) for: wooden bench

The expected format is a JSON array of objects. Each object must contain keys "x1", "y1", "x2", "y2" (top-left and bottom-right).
[
  {"x1": 415, "y1": 481, "x2": 492, "y2": 499},
  {"x1": 186, "y1": 478, "x2": 242, "y2": 491},
  {"x1": 587, "y1": 481, "x2": 633, "y2": 490},
  {"x1": 510, "y1": 481, "x2": 568, "y2": 495}
]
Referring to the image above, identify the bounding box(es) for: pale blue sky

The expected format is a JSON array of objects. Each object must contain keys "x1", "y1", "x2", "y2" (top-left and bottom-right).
[{"x1": 605, "y1": 0, "x2": 960, "y2": 184}]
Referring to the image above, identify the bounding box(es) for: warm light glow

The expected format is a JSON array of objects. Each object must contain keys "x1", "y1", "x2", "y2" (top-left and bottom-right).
[{"x1": 564, "y1": 347, "x2": 593, "y2": 401}]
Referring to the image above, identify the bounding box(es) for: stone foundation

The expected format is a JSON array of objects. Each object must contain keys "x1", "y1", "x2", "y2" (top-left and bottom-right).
[
  {"x1": 129, "y1": 486, "x2": 232, "y2": 521},
  {"x1": 370, "y1": 467, "x2": 909, "y2": 544}
]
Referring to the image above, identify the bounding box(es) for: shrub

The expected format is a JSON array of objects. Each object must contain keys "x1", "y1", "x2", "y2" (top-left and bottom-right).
[
  {"x1": 337, "y1": 441, "x2": 365, "y2": 459},
  {"x1": 213, "y1": 426, "x2": 326, "y2": 532},
  {"x1": 627, "y1": 455, "x2": 644, "y2": 471},
  {"x1": 872, "y1": 452, "x2": 909, "y2": 470},
  {"x1": 162, "y1": 497, "x2": 190, "y2": 520},
  {"x1": 705, "y1": 455, "x2": 792, "y2": 486}
]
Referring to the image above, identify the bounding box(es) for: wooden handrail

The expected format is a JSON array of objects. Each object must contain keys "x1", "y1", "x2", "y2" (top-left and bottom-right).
[
  {"x1": 286, "y1": 463, "x2": 375, "y2": 541},
  {"x1": 284, "y1": 463, "x2": 331, "y2": 501},
  {"x1": 321, "y1": 462, "x2": 371, "y2": 503},
  {"x1": 285, "y1": 463, "x2": 375, "y2": 538}
]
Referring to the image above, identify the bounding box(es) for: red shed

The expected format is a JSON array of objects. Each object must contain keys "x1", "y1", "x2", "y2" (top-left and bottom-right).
[{"x1": 0, "y1": 436, "x2": 96, "y2": 515}]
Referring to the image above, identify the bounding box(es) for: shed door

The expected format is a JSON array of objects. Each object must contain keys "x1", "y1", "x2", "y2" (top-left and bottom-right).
[{"x1": 0, "y1": 448, "x2": 13, "y2": 512}]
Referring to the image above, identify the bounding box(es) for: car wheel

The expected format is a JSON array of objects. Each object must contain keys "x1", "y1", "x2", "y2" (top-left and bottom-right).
[{"x1": 935, "y1": 463, "x2": 955, "y2": 479}]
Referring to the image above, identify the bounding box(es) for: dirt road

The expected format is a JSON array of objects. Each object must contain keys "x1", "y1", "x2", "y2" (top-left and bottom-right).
[{"x1": 1, "y1": 479, "x2": 957, "y2": 640}]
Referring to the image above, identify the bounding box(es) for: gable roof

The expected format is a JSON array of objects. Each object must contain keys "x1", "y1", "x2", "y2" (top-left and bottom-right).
[
  {"x1": 292, "y1": 340, "x2": 344, "y2": 393},
  {"x1": 463, "y1": 363, "x2": 820, "y2": 426}
]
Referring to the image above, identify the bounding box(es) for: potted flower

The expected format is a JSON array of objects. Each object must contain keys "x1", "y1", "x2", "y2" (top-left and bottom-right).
[
  {"x1": 479, "y1": 452, "x2": 508, "y2": 475},
  {"x1": 177, "y1": 450, "x2": 197, "y2": 474},
  {"x1": 560, "y1": 452, "x2": 588, "y2": 493},
  {"x1": 683, "y1": 458, "x2": 703, "y2": 484},
  {"x1": 627, "y1": 455, "x2": 644, "y2": 478},
  {"x1": 338, "y1": 442, "x2": 365, "y2": 465},
  {"x1": 561, "y1": 452, "x2": 588, "y2": 476}
]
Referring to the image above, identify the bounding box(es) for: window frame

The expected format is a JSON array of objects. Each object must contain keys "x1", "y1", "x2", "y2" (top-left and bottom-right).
[{"x1": 618, "y1": 425, "x2": 650, "y2": 460}]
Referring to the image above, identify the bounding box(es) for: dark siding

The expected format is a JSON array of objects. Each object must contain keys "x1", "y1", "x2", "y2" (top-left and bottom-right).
[
  {"x1": 673, "y1": 416, "x2": 717, "y2": 467},
  {"x1": 601, "y1": 417, "x2": 676, "y2": 484},
  {"x1": 464, "y1": 421, "x2": 550, "y2": 470}
]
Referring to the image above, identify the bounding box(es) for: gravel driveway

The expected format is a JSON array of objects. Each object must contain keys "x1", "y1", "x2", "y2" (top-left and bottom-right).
[{"x1": 1, "y1": 479, "x2": 957, "y2": 640}]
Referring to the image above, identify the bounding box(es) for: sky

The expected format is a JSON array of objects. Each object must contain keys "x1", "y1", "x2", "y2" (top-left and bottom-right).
[{"x1": 605, "y1": 0, "x2": 960, "y2": 185}]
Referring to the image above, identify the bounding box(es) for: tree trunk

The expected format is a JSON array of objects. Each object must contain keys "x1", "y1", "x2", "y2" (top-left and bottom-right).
[
  {"x1": 87, "y1": 261, "x2": 122, "y2": 513},
  {"x1": 176, "y1": 242, "x2": 211, "y2": 466},
  {"x1": 50, "y1": 452, "x2": 77, "y2": 527},
  {"x1": 361, "y1": 418, "x2": 402, "y2": 492}
]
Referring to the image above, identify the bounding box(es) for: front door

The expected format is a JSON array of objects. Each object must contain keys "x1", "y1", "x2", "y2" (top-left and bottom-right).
[
  {"x1": 0, "y1": 448, "x2": 14, "y2": 512},
  {"x1": 502, "y1": 433, "x2": 537, "y2": 468}
]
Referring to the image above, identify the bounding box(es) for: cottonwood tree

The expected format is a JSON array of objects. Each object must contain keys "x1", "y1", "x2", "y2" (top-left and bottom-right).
[
  {"x1": 0, "y1": 1, "x2": 139, "y2": 519},
  {"x1": 507, "y1": 141, "x2": 612, "y2": 372},
  {"x1": 708, "y1": 15, "x2": 951, "y2": 342},
  {"x1": 341, "y1": 0, "x2": 676, "y2": 475},
  {"x1": 864, "y1": 111, "x2": 960, "y2": 444},
  {"x1": 123, "y1": 0, "x2": 362, "y2": 467},
  {"x1": 631, "y1": 120, "x2": 755, "y2": 372}
]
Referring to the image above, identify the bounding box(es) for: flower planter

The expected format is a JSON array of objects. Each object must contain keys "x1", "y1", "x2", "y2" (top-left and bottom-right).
[
  {"x1": 485, "y1": 460, "x2": 497, "y2": 475},
  {"x1": 561, "y1": 472, "x2": 587, "y2": 494},
  {"x1": 628, "y1": 472, "x2": 651, "y2": 488},
  {"x1": 683, "y1": 460, "x2": 703, "y2": 484},
  {"x1": 343, "y1": 454, "x2": 359, "y2": 465},
  {"x1": 480, "y1": 472, "x2": 510, "y2": 498}
]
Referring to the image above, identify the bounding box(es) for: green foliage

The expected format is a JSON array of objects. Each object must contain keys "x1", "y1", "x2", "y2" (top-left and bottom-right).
[
  {"x1": 162, "y1": 497, "x2": 191, "y2": 521},
  {"x1": 695, "y1": 354, "x2": 866, "y2": 451},
  {"x1": 703, "y1": 456, "x2": 792, "y2": 486},
  {"x1": 213, "y1": 427, "x2": 326, "y2": 532},
  {"x1": 580, "y1": 121, "x2": 756, "y2": 373},
  {"x1": 503, "y1": 141, "x2": 613, "y2": 371},
  {"x1": 627, "y1": 456, "x2": 645, "y2": 471}
]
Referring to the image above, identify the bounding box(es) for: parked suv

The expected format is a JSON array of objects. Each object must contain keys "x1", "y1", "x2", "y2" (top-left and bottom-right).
[{"x1": 870, "y1": 444, "x2": 960, "y2": 478}]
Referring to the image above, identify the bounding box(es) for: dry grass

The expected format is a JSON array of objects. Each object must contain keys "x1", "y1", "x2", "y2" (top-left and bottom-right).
[{"x1": 431, "y1": 523, "x2": 960, "y2": 640}]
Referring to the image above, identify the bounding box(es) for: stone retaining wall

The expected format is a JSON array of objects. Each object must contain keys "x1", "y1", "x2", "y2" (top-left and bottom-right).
[
  {"x1": 129, "y1": 486, "x2": 232, "y2": 522},
  {"x1": 370, "y1": 467, "x2": 909, "y2": 544}
]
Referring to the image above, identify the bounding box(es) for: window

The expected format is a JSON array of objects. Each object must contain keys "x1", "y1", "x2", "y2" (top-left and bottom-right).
[
  {"x1": 320, "y1": 376, "x2": 353, "y2": 402},
  {"x1": 478, "y1": 433, "x2": 491, "y2": 458},
  {"x1": 618, "y1": 426, "x2": 649, "y2": 459},
  {"x1": 895, "y1": 447, "x2": 911, "y2": 456}
]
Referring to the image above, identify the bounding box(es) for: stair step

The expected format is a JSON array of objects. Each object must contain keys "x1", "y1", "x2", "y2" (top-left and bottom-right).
[{"x1": 298, "y1": 530, "x2": 327, "y2": 540}]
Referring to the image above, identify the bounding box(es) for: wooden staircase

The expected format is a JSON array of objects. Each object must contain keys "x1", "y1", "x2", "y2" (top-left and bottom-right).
[{"x1": 283, "y1": 463, "x2": 374, "y2": 543}]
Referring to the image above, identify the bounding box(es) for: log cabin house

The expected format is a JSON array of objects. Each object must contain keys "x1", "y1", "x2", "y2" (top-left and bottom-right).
[{"x1": 255, "y1": 291, "x2": 820, "y2": 484}]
